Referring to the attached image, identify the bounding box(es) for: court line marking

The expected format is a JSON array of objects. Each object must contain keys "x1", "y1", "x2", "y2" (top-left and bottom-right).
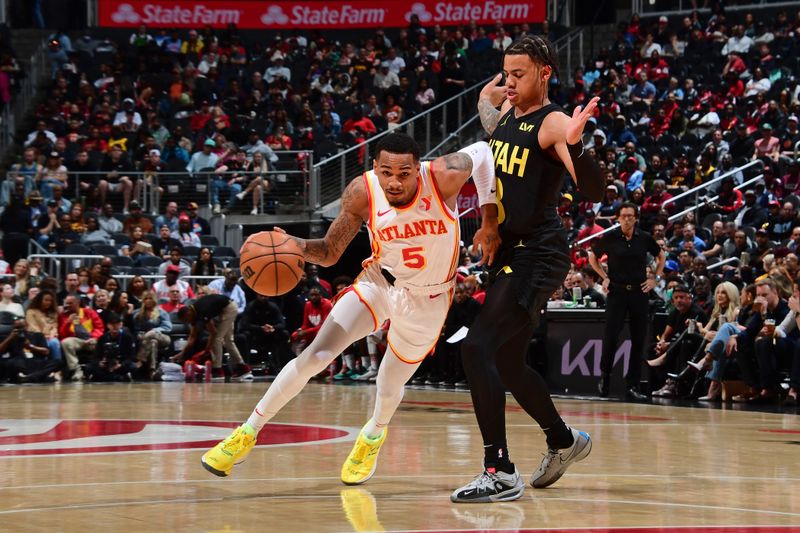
[
  {"x1": 2, "y1": 492, "x2": 800, "y2": 519},
  {"x1": 3, "y1": 472, "x2": 800, "y2": 491}
]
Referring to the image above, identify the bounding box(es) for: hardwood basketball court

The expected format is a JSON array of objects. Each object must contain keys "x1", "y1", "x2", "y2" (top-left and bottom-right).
[{"x1": 1, "y1": 382, "x2": 799, "y2": 532}]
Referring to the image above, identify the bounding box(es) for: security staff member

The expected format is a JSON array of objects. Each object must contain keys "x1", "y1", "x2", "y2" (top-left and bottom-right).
[{"x1": 588, "y1": 202, "x2": 665, "y2": 401}]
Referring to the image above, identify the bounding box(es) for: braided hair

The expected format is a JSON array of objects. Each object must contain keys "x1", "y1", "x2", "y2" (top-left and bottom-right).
[{"x1": 505, "y1": 35, "x2": 560, "y2": 83}]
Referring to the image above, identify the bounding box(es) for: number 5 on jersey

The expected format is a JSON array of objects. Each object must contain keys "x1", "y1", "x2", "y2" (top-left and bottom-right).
[{"x1": 402, "y1": 246, "x2": 426, "y2": 269}]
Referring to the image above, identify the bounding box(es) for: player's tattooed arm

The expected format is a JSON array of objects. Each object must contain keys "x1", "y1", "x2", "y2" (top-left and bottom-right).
[
  {"x1": 478, "y1": 98, "x2": 501, "y2": 135},
  {"x1": 443, "y1": 152, "x2": 473, "y2": 173},
  {"x1": 292, "y1": 177, "x2": 368, "y2": 267}
]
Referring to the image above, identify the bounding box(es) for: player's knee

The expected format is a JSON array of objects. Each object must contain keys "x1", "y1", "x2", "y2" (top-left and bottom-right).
[
  {"x1": 460, "y1": 334, "x2": 485, "y2": 366},
  {"x1": 295, "y1": 347, "x2": 335, "y2": 375},
  {"x1": 495, "y1": 352, "x2": 524, "y2": 381}
]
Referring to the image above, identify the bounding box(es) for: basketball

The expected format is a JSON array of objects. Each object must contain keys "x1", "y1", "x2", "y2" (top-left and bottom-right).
[{"x1": 239, "y1": 231, "x2": 305, "y2": 296}]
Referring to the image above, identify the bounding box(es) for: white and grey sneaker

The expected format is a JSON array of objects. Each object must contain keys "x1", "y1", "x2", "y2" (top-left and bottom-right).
[
  {"x1": 450, "y1": 467, "x2": 524, "y2": 503},
  {"x1": 354, "y1": 367, "x2": 378, "y2": 381},
  {"x1": 530, "y1": 427, "x2": 592, "y2": 489}
]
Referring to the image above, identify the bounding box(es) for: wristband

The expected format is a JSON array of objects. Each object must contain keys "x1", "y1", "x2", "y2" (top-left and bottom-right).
[{"x1": 567, "y1": 141, "x2": 585, "y2": 160}]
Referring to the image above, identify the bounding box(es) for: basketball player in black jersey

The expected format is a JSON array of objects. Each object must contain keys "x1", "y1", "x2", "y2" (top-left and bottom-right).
[{"x1": 451, "y1": 35, "x2": 605, "y2": 503}]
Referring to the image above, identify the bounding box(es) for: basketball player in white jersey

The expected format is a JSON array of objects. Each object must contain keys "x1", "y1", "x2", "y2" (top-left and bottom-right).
[{"x1": 202, "y1": 133, "x2": 500, "y2": 485}]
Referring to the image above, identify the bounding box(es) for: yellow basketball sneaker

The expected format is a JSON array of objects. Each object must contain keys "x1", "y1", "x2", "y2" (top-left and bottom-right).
[
  {"x1": 340, "y1": 425, "x2": 387, "y2": 485},
  {"x1": 201, "y1": 424, "x2": 256, "y2": 477}
]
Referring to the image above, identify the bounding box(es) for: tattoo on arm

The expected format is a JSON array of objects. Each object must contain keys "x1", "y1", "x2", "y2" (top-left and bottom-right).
[
  {"x1": 294, "y1": 178, "x2": 364, "y2": 266},
  {"x1": 478, "y1": 98, "x2": 501, "y2": 135},
  {"x1": 443, "y1": 153, "x2": 472, "y2": 173}
]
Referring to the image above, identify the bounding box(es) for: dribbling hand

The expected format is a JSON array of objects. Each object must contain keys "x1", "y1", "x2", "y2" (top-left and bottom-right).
[
  {"x1": 241, "y1": 227, "x2": 287, "y2": 254},
  {"x1": 566, "y1": 96, "x2": 600, "y2": 145},
  {"x1": 479, "y1": 73, "x2": 508, "y2": 108}
]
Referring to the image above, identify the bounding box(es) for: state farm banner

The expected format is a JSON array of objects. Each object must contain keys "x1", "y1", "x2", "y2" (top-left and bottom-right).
[
  {"x1": 98, "y1": 0, "x2": 544, "y2": 30},
  {"x1": 457, "y1": 182, "x2": 479, "y2": 218}
]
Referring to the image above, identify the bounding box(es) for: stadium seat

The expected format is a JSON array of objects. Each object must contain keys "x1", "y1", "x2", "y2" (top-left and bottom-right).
[
  {"x1": 112, "y1": 233, "x2": 131, "y2": 246},
  {"x1": 91, "y1": 244, "x2": 119, "y2": 257},
  {"x1": 64, "y1": 243, "x2": 92, "y2": 256},
  {"x1": 214, "y1": 246, "x2": 237, "y2": 258},
  {"x1": 137, "y1": 256, "x2": 164, "y2": 268},
  {"x1": 200, "y1": 235, "x2": 219, "y2": 247},
  {"x1": 111, "y1": 256, "x2": 135, "y2": 268}
]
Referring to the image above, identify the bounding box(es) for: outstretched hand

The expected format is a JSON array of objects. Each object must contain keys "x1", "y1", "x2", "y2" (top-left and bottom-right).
[
  {"x1": 479, "y1": 73, "x2": 508, "y2": 108},
  {"x1": 566, "y1": 96, "x2": 600, "y2": 145}
]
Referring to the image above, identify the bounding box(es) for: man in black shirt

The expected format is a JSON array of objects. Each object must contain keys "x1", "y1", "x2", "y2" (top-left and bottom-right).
[
  {"x1": 86, "y1": 312, "x2": 137, "y2": 381},
  {"x1": 0, "y1": 318, "x2": 60, "y2": 383},
  {"x1": 68, "y1": 150, "x2": 99, "y2": 208},
  {"x1": 98, "y1": 145, "x2": 135, "y2": 213},
  {"x1": 176, "y1": 294, "x2": 250, "y2": 382},
  {"x1": 729, "y1": 121, "x2": 755, "y2": 163},
  {"x1": 422, "y1": 283, "x2": 482, "y2": 385},
  {"x1": 589, "y1": 202, "x2": 665, "y2": 400},
  {"x1": 648, "y1": 285, "x2": 708, "y2": 397},
  {"x1": 240, "y1": 294, "x2": 288, "y2": 373}
]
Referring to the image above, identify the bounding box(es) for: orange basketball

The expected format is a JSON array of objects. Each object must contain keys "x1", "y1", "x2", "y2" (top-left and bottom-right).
[{"x1": 239, "y1": 231, "x2": 305, "y2": 296}]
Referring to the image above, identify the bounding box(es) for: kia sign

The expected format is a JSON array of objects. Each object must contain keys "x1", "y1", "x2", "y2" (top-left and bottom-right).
[{"x1": 98, "y1": 0, "x2": 544, "y2": 29}]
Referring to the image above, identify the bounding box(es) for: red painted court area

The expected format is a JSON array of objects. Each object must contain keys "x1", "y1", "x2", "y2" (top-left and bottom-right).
[{"x1": 0, "y1": 419, "x2": 349, "y2": 456}]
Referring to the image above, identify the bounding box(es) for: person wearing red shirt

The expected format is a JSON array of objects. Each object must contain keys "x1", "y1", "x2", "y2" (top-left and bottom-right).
[
  {"x1": 291, "y1": 287, "x2": 333, "y2": 355},
  {"x1": 722, "y1": 52, "x2": 747, "y2": 77},
  {"x1": 647, "y1": 50, "x2": 669, "y2": 83},
  {"x1": 641, "y1": 179, "x2": 674, "y2": 215},
  {"x1": 650, "y1": 108, "x2": 670, "y2": 137},
  {"x1": 159, "y1": 288, "x2": 186, "y2": 313},
  {"x1": 710, "y1": 178, "x2": 744, "y2": 215},
  {"x1": 724, "y1": 71, "x2": 744, "y2": 99},
  {"x1": 58, "y1": 294, "x2": 105, "y2": 381},
  {"x1": 190, "y1": 101, "x2": 213, "y2": 133},
  {"x1": 576, "y1": 210, "x2": 604, "y2": 248},
  {"x1": 343, "y1": 109, "x2": 377, "y2": 135}
]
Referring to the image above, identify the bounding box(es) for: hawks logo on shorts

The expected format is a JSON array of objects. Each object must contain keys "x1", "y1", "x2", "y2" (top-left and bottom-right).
[{"x1": 362, "y1": 161, "x2": 460, "y2": 288}]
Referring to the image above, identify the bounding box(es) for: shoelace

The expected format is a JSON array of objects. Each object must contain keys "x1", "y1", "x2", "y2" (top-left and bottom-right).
[
  {"x1": 350, "y1": 436, "x2": 378, "y2": 464},
  {"x1": 467, "y1": 471, "x2": 496, "y2": 492},
  {"x1": 221, "y1": 431, "x2": 247, "y2": 456}
]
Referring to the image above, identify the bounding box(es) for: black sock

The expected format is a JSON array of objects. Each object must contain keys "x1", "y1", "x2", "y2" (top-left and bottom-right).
[
  {"x1": 483, "y1": 444, "x2": 514, "y2": 474},
  {"x1": 543, "y1": 420, "x2": 573, "y2": 450}
]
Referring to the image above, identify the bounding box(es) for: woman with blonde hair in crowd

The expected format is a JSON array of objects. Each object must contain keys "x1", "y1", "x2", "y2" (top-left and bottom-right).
[
  {"x1": 133, "y1": 290, "x2": 172, "y2": 374},
  {"x1": 25, "y1": 289, "x2": 62, "y2": 362},
  {"x1": 678, "y1": 283, "x2": 752, "y2": 401},
  {"x1": 93, "y1": 289, "x2": 111, "y2": 324},
  {"x1": 11, "y1": 258, "x2": 35, "y2": 301}
]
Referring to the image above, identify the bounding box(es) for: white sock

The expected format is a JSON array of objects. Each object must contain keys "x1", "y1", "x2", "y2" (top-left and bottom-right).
[
  {"x1": 364, "y1": 347, "x2": 422, "y2": 439},
  {"x1": 363, "y1": 418, "x2": 386, "y2": 439},
  {"x1": 361, "y1": 355, "x2": 370, "y2": 369},
  {"x1": 246, "y1": 359, "x2": 309, "y2": 433},
  {"x1": 369, "y1": 355, "x2": 379, "y2": 371},
  {"x1": 343, "y1": 353, "x2": 355, "y2": 370}
]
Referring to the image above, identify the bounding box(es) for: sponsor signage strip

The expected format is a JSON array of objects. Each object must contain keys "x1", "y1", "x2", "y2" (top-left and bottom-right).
[{"x1": 99, "y1": 0, "x2": 544, "y2": 29}]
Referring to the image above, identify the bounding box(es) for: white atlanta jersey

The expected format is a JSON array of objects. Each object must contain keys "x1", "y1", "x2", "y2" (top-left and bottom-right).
[{"x1": 362, "y1": 161, "x2": 460, "y2": 290}]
